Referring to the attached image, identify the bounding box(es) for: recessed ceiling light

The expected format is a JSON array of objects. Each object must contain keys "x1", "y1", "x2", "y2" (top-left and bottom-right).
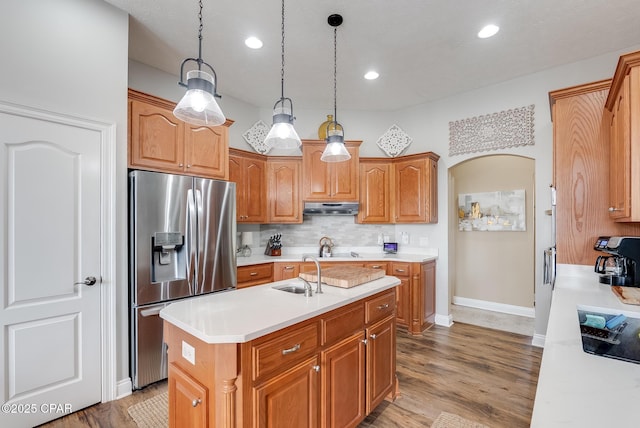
[
  {"x1": 477, "y1": 24, "x2": 499, "y2": 39},
  {"x1": 364, "y1": 71, "x2": 379, "y2": 80},
  {"x1": 245, "y1": 36, "x2": 263, "y2": 49}
]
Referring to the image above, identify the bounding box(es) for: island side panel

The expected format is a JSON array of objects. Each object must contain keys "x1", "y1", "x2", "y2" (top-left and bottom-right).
[{"x1": 164, "y1": 320, "x2": 241, "y2": 428}]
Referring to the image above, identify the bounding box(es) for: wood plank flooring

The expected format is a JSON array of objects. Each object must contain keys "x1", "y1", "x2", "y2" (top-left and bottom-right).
[{"x1": 38, "y1": 322, "x2": 542, "y2": 428}]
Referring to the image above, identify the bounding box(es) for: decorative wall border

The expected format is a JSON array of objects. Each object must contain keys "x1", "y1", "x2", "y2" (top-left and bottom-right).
[{"x1": 449, "y1": 104, "x2": 535, "y2": 156}]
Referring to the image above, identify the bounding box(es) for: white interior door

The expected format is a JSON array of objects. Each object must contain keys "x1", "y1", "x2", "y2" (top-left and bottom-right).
[{"x1": 0, "y1": 106, "x2": 103, "y2": 427}]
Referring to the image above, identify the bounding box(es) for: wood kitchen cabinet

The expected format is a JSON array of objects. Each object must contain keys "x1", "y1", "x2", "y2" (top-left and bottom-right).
[
  {"x1": 302, "y1": 140, "x2": 361, "y2": 201},
  {"x1": 358, "y1": 152, "x2": 439, "y2": 224},
  {"x1": 358, "y1": 160, "x2": 392, "y2": 223},
  {"x1": 390, "y1": 262, "x2": 411, "y2": 327},
  {"x1": 164, "y1": 289, "x2": 398, "y2": 428},
  {"x1": 168, "y1": 363, "x2": 208, "y2": 428},
  {"x1": 128, "y1": 89, "x2": 230, "y2": 179},
  {"x1": 390, "y1": 260, "x2": 435, "y2": 335},
  {"x1": 236, "y1": 263, "x2": 273, "y2": 288},
  {"x1": 604, "y1": 51, "x2": 640, "y2": 222},
  {"x1": 550, "y1": 79, "x2": 640, "y2": 265},
  {"x1": 267, "y1": 157, "x2": 302, "y2": 223},
  {"x1": 394, "y1": 153, "x2": 439, "y2": 223},
  {"x1": 273, "y1": 262, "x2": 300, "y2": 281},
  {"x1": 229, "y1": 149, "x2": 267, "y2": 223}
]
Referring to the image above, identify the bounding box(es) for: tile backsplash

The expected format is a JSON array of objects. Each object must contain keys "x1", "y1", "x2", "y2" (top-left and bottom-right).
[{"x1": 239, "y1": 216, "x2": 395, "y2": 250}]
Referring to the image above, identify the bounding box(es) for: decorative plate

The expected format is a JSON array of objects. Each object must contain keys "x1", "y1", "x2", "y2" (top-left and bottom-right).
[
  {"x1": 242, "y1": 120, "x2": 270, "y2": 154},
  {"x1": 376, "y1": 124, "x2": 413, "y2": 157}
]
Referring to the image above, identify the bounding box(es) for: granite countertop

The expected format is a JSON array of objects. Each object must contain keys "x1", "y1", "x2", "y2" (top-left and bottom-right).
[
  {"x1": 160, "y1": 275, "x2": 401, "y2": 344},
  {"x1": 236, "y1": 247, "x2": 438, "y2": 267},
  {"x1": 531, "y1": 264, "x2": 640, "y2": 427}
]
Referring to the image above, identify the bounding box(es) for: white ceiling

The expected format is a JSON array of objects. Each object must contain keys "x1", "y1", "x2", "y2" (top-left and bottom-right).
[{"x1": 105, "y1": 0, "x2": 640, "y2": 111}]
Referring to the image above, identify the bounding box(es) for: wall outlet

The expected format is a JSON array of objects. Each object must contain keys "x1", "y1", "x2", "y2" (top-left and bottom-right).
[{"x1": 182, "y1": 340, "x2": 196, "y2": 365}]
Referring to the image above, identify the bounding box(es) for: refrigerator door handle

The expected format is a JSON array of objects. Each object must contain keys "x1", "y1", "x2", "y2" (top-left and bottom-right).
[
  {"x1": 194, "y1": 188, "x2": 204, "y2": 295},
  {"x1": 186, "y1": 188, "x2": 197, "y2": 293}
]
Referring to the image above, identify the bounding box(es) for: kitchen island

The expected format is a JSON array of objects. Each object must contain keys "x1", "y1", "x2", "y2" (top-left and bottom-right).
[
  {"x1": 160, "y1": 275, "x2": 401, "y2": 428},
  {"x1": 531, "y1": 265, "x2": 640, "y2": 427}
]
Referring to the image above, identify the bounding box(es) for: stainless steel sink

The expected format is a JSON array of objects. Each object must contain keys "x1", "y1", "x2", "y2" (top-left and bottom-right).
[{"x1": 273, "y1": 284, "x2": 308, "y2": 294}]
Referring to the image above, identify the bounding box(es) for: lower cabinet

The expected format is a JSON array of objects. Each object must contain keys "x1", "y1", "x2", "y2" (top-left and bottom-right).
[
  {"x1": 391, "y1": 261, "x2": 435, "y2": 334},
  {"x1": 168, "y1": 363, "x2": 208, "y2": 428},
  {"x1": 236, "y1": 263, "x2": 274, "y2": 288},
  {"x1": 164, "y1": 289, "x2": 398, "y2": 428}
]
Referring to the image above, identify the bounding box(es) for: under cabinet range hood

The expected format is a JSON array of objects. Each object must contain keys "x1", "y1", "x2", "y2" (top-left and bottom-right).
[{"x1": 303, "y1": 202, "x2": 359, "y2": 215}]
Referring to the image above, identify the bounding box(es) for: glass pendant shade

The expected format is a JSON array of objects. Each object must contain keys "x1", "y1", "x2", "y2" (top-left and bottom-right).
[
  {"x1": 174, "y1": 70, "x2": 226, "y2": 126},
  {"x1": 264, "y1": 99, "x2": 301, "y2": 150},
  {"x1": 321, "y1": 122, "x2": 351, "y2": 162}
]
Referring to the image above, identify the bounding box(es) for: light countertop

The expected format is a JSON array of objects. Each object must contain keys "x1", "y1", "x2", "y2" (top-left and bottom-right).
[
  {"x1": 160, "y1": 275, "x2": 401, "y2": 344},
  {"x1": 531, "y1": 264, "x2": 640, "y2": 428},
  {"x1": 236, "y1": 247, "x2": 438, "y2": 267}
]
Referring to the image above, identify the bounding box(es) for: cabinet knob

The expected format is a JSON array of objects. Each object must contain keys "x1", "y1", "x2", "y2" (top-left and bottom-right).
[
  {"x1": 312, "y1": 365, "x2": 320, "y2": 373},
  {"x1": 192, "y1": 398, "x2": 202, "y2": 407},
  {"x1": 179, "y1": 163, "x2": 184, "y2": 167},
  {"x1": 609, "y1": 207, "x2": 622, "y2": 212},
  {"x1": 370, "y1": 334, "x2": 377, "y2": 340}
]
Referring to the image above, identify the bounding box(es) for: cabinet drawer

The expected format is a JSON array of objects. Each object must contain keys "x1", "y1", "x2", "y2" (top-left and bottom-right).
[
  {"x1": 237, "y1": 263, "x2": 273, "y2": 287},
  {"x1": 364, "y1": 262, "x2": 388, "y2": 273},
  {"x1": 252, "y1": 321, "x2": 319, "y2": 381},
  {"x1": 365, "y1": 290, "x2": 396, "y2": 325},
  {"x1": 390, "y1": 263, "x2": 410, "y2": 277},
  {"x1": 322, "y1": 303, "x2": 365, "y2": 346}
]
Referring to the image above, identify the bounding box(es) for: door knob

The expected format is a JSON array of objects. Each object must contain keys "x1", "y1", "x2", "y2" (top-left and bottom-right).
[{"x1": 75, "y1": 276, "x2": 97, "y2": 286}]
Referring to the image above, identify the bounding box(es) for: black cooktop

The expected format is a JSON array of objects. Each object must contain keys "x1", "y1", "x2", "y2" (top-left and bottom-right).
[{"x1": 578, "y1": 310, "x2": 640, "y2": 364}]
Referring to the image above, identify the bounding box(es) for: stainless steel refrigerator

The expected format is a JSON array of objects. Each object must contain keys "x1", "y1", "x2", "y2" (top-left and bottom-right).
[{"x1": 129, "y1": 170, "x2": 237, "y2": 389}]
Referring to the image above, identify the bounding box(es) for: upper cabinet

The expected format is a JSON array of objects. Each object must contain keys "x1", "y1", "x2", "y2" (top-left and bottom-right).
[
  {"x1": 267, "y1": 157, "x2": 302, "y2": 224},
  {"x1": 302, "y1": 140, "x2": 361, "y2": 202},
  {"x1": 604, "y1": 51, "x2": 640, "y2": 222},
  {"x1": 128, "y1": 89, "x2": 231, "y2": 180},
  {"x1": 229, "y1": 149, "x2": 267, "y2": 223},
  {"x1": 358, "y1": 152, "x2": 439, "y2": 224}
]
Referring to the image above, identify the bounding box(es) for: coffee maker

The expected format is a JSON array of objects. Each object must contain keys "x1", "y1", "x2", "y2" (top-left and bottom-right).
[{"x1": 594, "y1": 236, "x2": 640, "y2": 287}]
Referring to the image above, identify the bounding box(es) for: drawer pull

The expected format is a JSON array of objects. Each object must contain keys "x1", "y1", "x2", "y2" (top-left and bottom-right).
[
  {"x1": 370, "y1": 334, "x2": 377, "y2": 340},
  {"x1": 377, "y1": 303, "x2": 389, "y2": 310},
  {"x1": 192, "y1": 398, "x2": 202, "y2": 407},
  {"x1": 284, "y1": 266, "x2": 294, "y2": 270},
  {"x1": 371, "y1": 265, "x2": 382, "y2": 269},
  {"x1": 282, "y1": 343, "x2": 301, "y2": 355},
  {"x1": 250, "y1": 272, "x2": 258, "y2": 276},
  {"x1": 395, "y1": 269, "x2": 406, "y2": 273}
]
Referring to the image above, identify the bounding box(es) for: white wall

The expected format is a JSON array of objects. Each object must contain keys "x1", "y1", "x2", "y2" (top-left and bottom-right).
[{"x1": 0, "y1": 0, "x2": 129, "y2": 388}]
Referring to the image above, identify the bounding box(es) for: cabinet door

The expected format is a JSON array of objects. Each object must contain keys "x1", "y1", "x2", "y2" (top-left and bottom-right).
[
  {"x1": 273, "y1": 262, "x2": 300, "y2": 281},
  {"x1": 244, "y1": 157, "x2": 267, "y2": 223},
  {"x1": 228, "y1": 155, "x2": 246, "y2": 221},
  {"x1": 390, "y1": 263, "x2": 410, "y2": 328},
  {"x1": 302, "y1": 143, "x2": 332, "y2": 200},
  {"x1": 254, "y1": 356, "x2": 320, "y2": 428},
  {"x1": 365, "y1": 317, "x2": 396, "y2": 414},
  {"x1": 129, "y1": 98, "x2": 185, "y2": 173},
  {"x1": 609, "y1": 75, "x2": 631, "y2": 219},
  {"x1": 184, "y1": 124, "x2": 228, "y2": 179},
  {"x1": 168, "y1": 363, "x2": 208, "y2": 428},
  {"x1": 268, "y1": 159, "x2": 302, "y2": 223},
  {"x1": 394, "y1": 158, "x2": 427, "y2": 223},
  {"x1": 421, "y1": 261, "x2": 436, "y2": 327},
  {"x1": 358, "y1": 161, "x2": 392, "y2": 223},
  {"x1": 322, "y1": 333, "x2": 366, "y2": 428},
  {"x1": 332, "y1": 144, "x2": 360, "y2": 201}
]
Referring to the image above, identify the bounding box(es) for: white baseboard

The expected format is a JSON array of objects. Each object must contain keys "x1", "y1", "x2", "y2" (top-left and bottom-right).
[
  {"x1": 116, "y1": 378, "x2": 132, "y2": 400},
  {"x1": 435, "y1": 313, "x2": 453, "y2": 327},
  {"x1": 453, "y1": 296, "x2": 535, "y2": 318},
  {"x1": 531, "y1": 333, "x2": 546, "y2": 348}
]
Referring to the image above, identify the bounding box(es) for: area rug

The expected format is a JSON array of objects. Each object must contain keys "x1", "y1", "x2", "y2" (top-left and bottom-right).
[
  {"x1": 127, "y1": 391, "x2": 168, "y2": 428},
  {"x1": 431, "y1": 411, "x2": 489, "y2": 428}
]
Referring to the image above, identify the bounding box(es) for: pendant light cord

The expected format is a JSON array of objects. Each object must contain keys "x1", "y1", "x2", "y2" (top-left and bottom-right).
[
  {"x1": 197, "y1": 0, "x2": 204, "y2": 69},
  {"x1": 333, "y1": 26, "x2": 337, "y2": 121},
  {"x1": 280, "y1": 0, "x2": 286, "y2": 99}
]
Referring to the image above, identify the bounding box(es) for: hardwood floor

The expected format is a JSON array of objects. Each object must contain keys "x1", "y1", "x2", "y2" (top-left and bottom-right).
[{"x1": 39, "y1": 322, "x2": 542, "y2": 428}]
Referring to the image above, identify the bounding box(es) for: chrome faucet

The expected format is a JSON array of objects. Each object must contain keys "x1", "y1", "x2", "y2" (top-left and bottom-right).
[
  {"x1": 302, "y1": 255, "x2": 322, "y2": 294},
  {"x1": 300, "y1": 278, "x2": 314, "y2": 297}
]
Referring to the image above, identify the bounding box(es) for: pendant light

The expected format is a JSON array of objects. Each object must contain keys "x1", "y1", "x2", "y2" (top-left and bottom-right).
[
  {"x1": 173, "y1": 0, "x2": 226, "y2": 127},
  {"x1": 264, "y1": 0, "x2": 301, "y2": 151},
  {"x1": 321, "y1": 14, "x2": 351, "y2": 163}
]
